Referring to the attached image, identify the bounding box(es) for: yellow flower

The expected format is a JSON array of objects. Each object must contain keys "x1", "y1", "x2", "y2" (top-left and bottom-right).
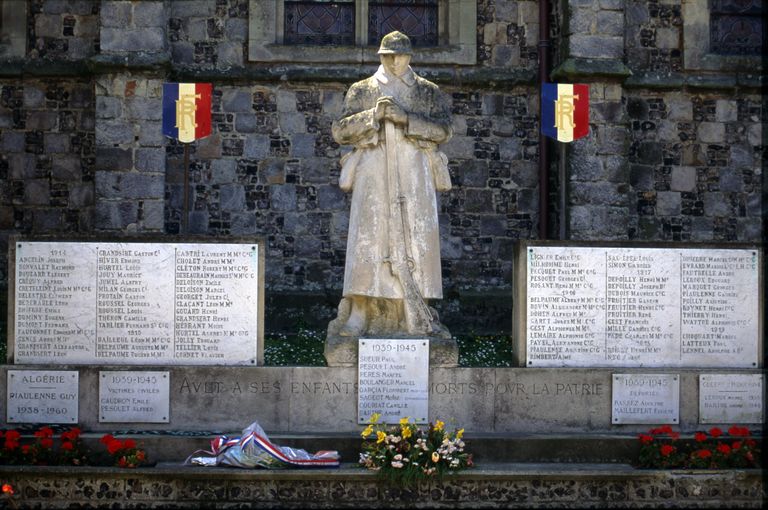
[
  {"x1": 431, "y1": 451, "x2": 440, "y2": 463},
  {"x1": 401, "y1": 426, "x2": 412, "y2": 439},
  {"x1": 399, "y1": 417, "x2": 410, "y2": 426},
  {"x1": 370, "y1": 412, "x2": 381, "y2": 424},
  {"x1": 376, "y1": 431, "x2": 387, "y2": 444},
  {"x1": 361, "y1": 425, "x2": 373, "y2": 438},
  {"x1": 434, "y1": 420, "x2": 444, "y2": 432},
  {"x1": 456, "y1": 428, "x2": 464, "y2": 439}
]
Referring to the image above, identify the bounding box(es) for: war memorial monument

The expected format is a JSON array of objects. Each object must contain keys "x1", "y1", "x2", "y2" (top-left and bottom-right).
[{"x1": 0, "y1": 1, "x2": 764, "y2": 508}]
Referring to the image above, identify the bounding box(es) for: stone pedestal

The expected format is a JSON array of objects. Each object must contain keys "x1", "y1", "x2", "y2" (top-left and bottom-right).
[{"x1": 324, "y1": 303, "x2": 458, "y2": 367}]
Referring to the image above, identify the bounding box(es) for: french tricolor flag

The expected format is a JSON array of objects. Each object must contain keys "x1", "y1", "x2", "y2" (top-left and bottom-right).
[
  {"x1": 542, "y1": 83, "x2": 589, "y2": 143},
  {"x1": 162, "y1": 83, "x2": 212, "y2": 143}
]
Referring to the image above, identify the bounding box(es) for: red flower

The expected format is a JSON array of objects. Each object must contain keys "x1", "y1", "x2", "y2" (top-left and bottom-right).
[
  {"x1": 746, "y1": 452, "x2": 754, "y2": 462},
  {"x1": 659, "y1": 425, "x2": 673, "y2": 434},
  {"x1": 728, "y1": 426, "x2": 750, "y2": 437},
  {"x1": 21, "y1": 445, "x2": 31, "y2": 454},
  {"x1": 136, "y1": 450, "x2": 146, "y2": 462},
  {"x1": 668, "y1": 431, "x2": 680, "y2": 440},
  {"x1": 649, "y1": 427, "x2": 663, "y2": 435},
  {"x1": 708, "y1": 427, "x2": 723, "y2": 438},
  {"x1": 4, "y1": 430, "x2": 20, "y2": 442},
  {"x1": 731, "y1": 441, "x2": 742, "y2": 450},
  {"x1": 4, "y1": 438, "x2": 19, "y2": 451},
  {"x1": 0, "y1": 431, "x2": 4, "y2": 438},
  {"x1": 40, "y1": 438, "x2": 54, "y2": 449},
  {"x1": 746, "y1": 439, "x2": 756, "y2": 448},
  {"x1": 638, "y1": 434, "x2": 654, "y2": 445},
  {"x1": 697, "y1": 449, "x2": 712, "y2": 459},
  {"x1": 61, "y1": 427, "x2": 81, "y2": 441},
  {"x1": 2, "y1": 483, "x2": 13, "y2": 495},
  {"x1": 100, "y1": 434, "x2": 115, "y2": 445},
  {"x1": 123, "y1": 439, "x2": 137, "y2": 450},
  {"x1": 34, "y1": 427, "x2": 54, "y2": 438},
  {"x1": 694, "y1": 432, "x2": 707, "y2": 442},
  {"x1": 660, "y1": 444, "x2": 675, "y2": 457},
  {"x1": 716, "y1": 444, "x2": 731, "y2": 455},
  {"x1": 61, "y1": 441, "x2": 74, "y2": 451},
  {"x1": 107, "y1": 439, "x2": 124, "y2": 455},
  {"x1": 118, "y1": 456, "x2": 128, "y2": 467}
]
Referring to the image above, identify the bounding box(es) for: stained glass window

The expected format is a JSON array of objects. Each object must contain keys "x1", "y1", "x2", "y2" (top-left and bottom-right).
[
  {"x1": 368, "y1": 1, "x2": 439, "y2": 47},
  {"x1": 284, "y1": 1, "x2": 356, "y2": 45},
  {"x1": 709, "y1": 0, "x2": 764, "y2": 55}
]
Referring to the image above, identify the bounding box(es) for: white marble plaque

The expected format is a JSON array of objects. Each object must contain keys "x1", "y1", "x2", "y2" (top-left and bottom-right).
[
  {"x1": 699, "y1": 374, "x2": 764, "y2": 424},
  {"x1": 524, "y1": 246, "x2": 760, "y2": 367},
  {"x1": 612, "y1": 373, "x2": 679, "y2": 424},
  {"x1": 99, "y1": 371, "x2": 170, "y2": 423},
  {"x1": 358, "y1": 339, "x2": 429, "y2": 424},
  {"x1": 12, "y1": 241, "x2": 261, "y2": 365},
  {"x1": 6, "y1": 370, "x2": 78, "y2": 424}
]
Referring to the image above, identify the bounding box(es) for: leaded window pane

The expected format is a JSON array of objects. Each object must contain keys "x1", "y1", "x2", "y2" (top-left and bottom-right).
[
  {"x1": 284, "y1": 1, "x2": 355, "y2": 45},
  {"x1": 709, "y1": 0, "x2": 764, "y2": 55},
  {"x1": 368, "y1": 1, "x2": 439, "y2": 47}
]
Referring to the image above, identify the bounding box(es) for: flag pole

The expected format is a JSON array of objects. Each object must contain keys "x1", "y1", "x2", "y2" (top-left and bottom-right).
[{"x1": 183, "y1": 143, "x2": 190, "y2": 234}]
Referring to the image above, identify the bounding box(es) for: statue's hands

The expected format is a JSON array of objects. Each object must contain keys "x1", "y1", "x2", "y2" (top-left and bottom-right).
[{"x1": 375, "y1": 97, "x2": 408, "y2": 126}]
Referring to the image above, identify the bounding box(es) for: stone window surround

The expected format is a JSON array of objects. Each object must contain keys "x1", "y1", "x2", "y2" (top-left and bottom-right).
[
  {"x1": 682, "y1": 0, "x2": 763, "y2": 72},
  {"x1": 0, "y1": 0, "x2": 26, "y2": 58},
  {"x1": 248, "y1": 0, "x2": 476, "y2": 65}
]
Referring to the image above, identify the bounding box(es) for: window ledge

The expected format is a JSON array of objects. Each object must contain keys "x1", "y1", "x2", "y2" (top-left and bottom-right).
[{"x1": 249, "y1": 43, "x2": 476, "y2": 66}]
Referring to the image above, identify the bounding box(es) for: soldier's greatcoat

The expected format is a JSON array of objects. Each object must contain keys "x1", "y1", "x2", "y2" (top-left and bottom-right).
[{"x1": 332, "y1": 65, "x2": 452, "y2": 300}]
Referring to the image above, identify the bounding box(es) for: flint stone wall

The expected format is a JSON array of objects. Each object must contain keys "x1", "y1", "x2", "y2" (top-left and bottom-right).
[{"x1": 0, "y1": 464, "x2": 764, "y2": 509}]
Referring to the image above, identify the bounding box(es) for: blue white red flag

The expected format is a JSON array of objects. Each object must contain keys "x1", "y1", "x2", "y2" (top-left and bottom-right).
[
  {"x1": 162, "y1": 83, "x2": 212, "y2": 143},
  {"x1": 541, "y1": 83, "x2": 589, "y2": 143}
]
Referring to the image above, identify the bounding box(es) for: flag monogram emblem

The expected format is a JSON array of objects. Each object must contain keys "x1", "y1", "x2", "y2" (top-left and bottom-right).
[
  {"x1": 162, "y1": 83, "x2": 212, "y2": 143},
  {"x1": 542, "y1": 83, "x2": 589, "y2": 143}
]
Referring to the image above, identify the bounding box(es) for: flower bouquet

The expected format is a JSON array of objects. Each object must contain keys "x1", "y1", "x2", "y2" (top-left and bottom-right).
[
  {"x1": 359, "y1": 413, "x2": 472, "y2": 486},
  {"x1": 99, "y1": 434, "x2": 148, "y2": 468},
  {"x1": 637, "y1": 425, "x2": 760, "y2": 469}
]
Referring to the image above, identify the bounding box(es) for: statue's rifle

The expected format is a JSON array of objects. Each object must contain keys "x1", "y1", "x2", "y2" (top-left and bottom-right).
[{"x1": 383, "y1": 119, "x2": 433, "y2": 334}]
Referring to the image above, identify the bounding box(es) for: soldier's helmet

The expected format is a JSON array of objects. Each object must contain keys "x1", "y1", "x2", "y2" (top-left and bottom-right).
[{"x1": 377, "y1": 31, "x2": 413, "y2": 55}]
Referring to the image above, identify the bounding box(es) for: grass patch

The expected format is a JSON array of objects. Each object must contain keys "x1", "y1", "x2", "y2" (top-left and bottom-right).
[
  {"x1": 264, "y1": 326, "x2": 327, "y2": 366},
  {"x1": 263, "y1": 327, "x2": 514, "y2": 367}
]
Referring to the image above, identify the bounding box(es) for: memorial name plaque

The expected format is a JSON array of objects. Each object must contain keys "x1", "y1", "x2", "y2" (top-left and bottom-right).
[
  {"x1": 6, "y1": 370, "x2": 78, "y2": 424},
  {"x1": 358, "y1": 339, "x2": 429, "y2": 425},
  {"x1": 612, "y1": 374, "x2": 679, "y2": 425},
  {"x1": 11, "y1": 241, "x2": 263, "y2": 365},
  {"x1": 99, "y1": 371, "x2": 170, "y2": 423},
  {"x1": 699, "y1": 374, "x2": 764, "y2": 424},
  {"x1": 520, "y1": 245, "x2": 760, "y2": 367}
]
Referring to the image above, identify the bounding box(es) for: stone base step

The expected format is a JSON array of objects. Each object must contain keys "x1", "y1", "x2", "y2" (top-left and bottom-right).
[
  {"x1": 1, "y1": 463, "x2": 762, "y2": 508},
  {"x1": 71, "y1": 432, "x2": 645, "y2": 464}
]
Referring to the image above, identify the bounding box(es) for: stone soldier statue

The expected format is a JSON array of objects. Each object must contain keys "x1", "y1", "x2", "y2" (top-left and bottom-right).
[{"x1": 328, "y1": 31, "x2": 453, "y2": 340}]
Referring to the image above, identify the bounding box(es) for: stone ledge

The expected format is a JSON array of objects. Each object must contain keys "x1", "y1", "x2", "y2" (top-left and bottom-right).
[
  {"x1": 1, "y1": 463, "x2": 763, "y2": 508},
  {"x1": 0, "y1": 56, "x2": 535, "y2": 89},
  {"x1": 550, "y1": 58, "x2": 633, "y2": 81},
  {"x1": 624, "y1": 72, "x2": 763, "y2": 91}
]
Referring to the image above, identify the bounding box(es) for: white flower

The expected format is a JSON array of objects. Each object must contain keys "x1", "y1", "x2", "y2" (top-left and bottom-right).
[
  {"x1": 391, "y1": 461, "x2": 403, "y2": 468},
  {"x1": 394, "y1": 454, "x2": 402, "y2": 461}
]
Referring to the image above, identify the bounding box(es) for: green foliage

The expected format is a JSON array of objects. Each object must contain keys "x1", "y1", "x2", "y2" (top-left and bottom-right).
[
  {"x1": 456, "y1": 334, "x2": 514, "y2": 367},
  {"x1": 264, "y1": 323, "x2": 326, "y2": 366}
]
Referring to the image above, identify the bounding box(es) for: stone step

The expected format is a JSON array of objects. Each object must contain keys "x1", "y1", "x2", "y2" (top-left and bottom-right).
[
  {"x1": 67, "y1": 432, "x2": 643, "y2": 464},
  {"x1": 1, "y1": 462, "x2": 762, "y2": 508}
]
